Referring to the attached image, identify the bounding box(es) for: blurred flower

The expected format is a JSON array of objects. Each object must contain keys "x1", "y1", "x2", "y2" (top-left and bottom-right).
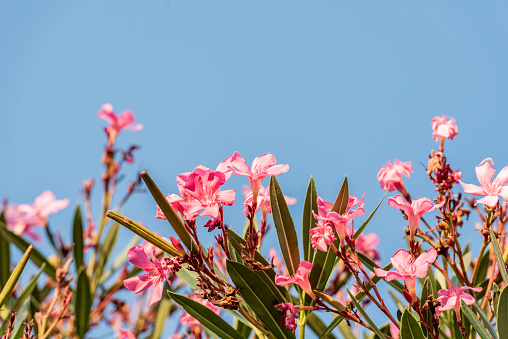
[
  {"x1": 377, "y1": 159, "x2": 413, "y2": 192},
  {"x1": 117, "y1": 328, "x2": 136, "y2": 339},
  {"x1": 431, "y1": 115, "x2": 458, "y2": 141},
  {"x1": 389, "y1": 323, "x2": 399, "y2": 338},
  {"x1": 388, "y1": 194, "x2": 443, "y2": 242},
  {"x1": 227, "y1": 152, "x2": 289, "y2": 198},
  {"x1": 242, "y1": 185, "x2": 296, "y2": 217},
  {"x1": 275, "y1": 260, "x2": 315, "y2": 299},
  {"x1": 123, "y1": 246, "x2": 169, "y2": 306},
  {"x1": 5, "y1": 204, "x2": 42, "y2": 241},
  {"x1": 375, "y1": 248, "x2": 437, "y2": 303},
  {"x1": 97, "y1": 103, "x2": 142, "y2": 144},
  {"x1": 460, "y1": 158, "x2": 508, "y2": 207},
  {"x1": 18, "y1": 190, "x2": 69, "y2": 223},
  {"x1": 274, "y1": 302, "x2": 298, "y2": 334},
  {"x1": 180, "y1": 294, "x2": 220, "y2": 327},
  {"x1": 354, "y1": 231, "x2": 380, "y2": 264},
  {"x1": 436, "y1": 284, "x2": 482, "y2": 315}
]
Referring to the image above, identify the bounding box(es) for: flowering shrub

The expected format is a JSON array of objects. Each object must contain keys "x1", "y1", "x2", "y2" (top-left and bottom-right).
[{"x1": 2, "y1": 110, "x2": 508, "y2": 339}]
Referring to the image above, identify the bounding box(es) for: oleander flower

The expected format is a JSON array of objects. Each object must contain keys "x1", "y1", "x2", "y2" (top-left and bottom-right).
[
  {"x1": 97, "y1": 103, "x2": 142, "y2": 144},
  {"x1": 460, "y1": 158, "x2": 508, "y2": 207},
  {"x1": 242, "y1": 185, "x2": 296, "y2": 217},
  {"x1": 18, "y1": 190, "x2": 69, "y2": 223},
  {"x1": 375, "y1": 248, "x2": 437, "y2": 303},
  {"x1": 5, "y1": 204, "x2": 42, "y2": 241},
  {"x1": 275, "y1": 261, "x2": 315, "y2": 300},
  {"x1": 309, "y1": 222, "x2": 336, "y2": 252},
  {"x1": 117, "y1": 328, "x2": 136, "y2": 339},
  {"x1": 377, "y1": 159, "x2": 413, "y2": 192},
  {"x1": 431, "y1": 115, "x2": 458, "y2": 141},
  {"x1": 274, "y1": 302, "x2": 299, "y2": 334},
  {"x1": 123, "y1": 246, "x2": 170, "y2": 306},
  {"x1": 436, "y1": 284, "x2": 482, "y2": 315},
  {"x1": 388, "y1": 194, "x2": 444, "y2": 242}
]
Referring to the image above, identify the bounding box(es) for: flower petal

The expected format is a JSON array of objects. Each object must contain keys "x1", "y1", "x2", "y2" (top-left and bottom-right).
[
  {"x1": 390, "y1": 248, "x2": 412, "y2": 274},
  {"x1": 476, "y1": 195, "x2": 499, "y2": 207},
  {"x1": 460, "y1": 181, "x2": 486, "y2": 196},
  {"x1": 124, "y1": 275, "x2": 153, "y2": 293},
  {"x1": 127, "y1": 246, "x2": 156, "y2": 272},
  {"x1": 475, "y1": 158, "x2": 495, "y2": 187}
]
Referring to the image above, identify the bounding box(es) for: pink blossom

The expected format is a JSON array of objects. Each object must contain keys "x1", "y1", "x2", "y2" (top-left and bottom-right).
[
  {"x1": 5, "y1": 204, "x2": 42, "y2": 241},
  {"x1": 275, "y1": 261, "x2": 315, "y2": 300},
  {"x1": 460, "y1": 158, "x2": 508, "y2": 207},
  {"x1": 274, "y1": 302, "x2": 299, "y2": 334},
  {"x1": 312, "y1": 194, "x2": 365, "y2": 246},
  {"x1": 389, "y1": 323, "x2": 400, "y2": 338},
  {"x1": 227, "y1": 152, "x2": 289, "y2": 197},
  {"x1": 431, "y1": 115, "x2": 458, "y2": 141},
  {"x1": 242, "y1": 185, "x2": 296, "y2": 217},
  {"x1": 18, "y1": 190, "x2": 69, "y2": 222},
  {"x1": 180, "y1": 294, "x2": 220, "y2": 327},
  {"x1": 354, "y1": 232, "x2": 380, "y2": 264},
  {"x1": 436, "y1": 284, "x2": 482, "y2": 315},
  {"x1": 118, "y1": 328, "x2": 136, "y2": 339},
  {"x1": 97, "y1": 103, "x2": 142, "y2": 143},
  {"x1": 309, "y1": 222, "x2": 336, "y2": 252},
  {"x1": 388, "y1": 194, "x2": 444, "y2": 242},
  {"x1": 123, "y1": 246, "x2": 170, "y2": 306},
  {"x1": 374, "y1": 248, "x2": 437, "y2": 303},
  {"x1": 270, "y1": 248, "x2": 287, "y2": 276},
  {"x1": 377, "y1": 159, "x2": 413, "y2": 192}
]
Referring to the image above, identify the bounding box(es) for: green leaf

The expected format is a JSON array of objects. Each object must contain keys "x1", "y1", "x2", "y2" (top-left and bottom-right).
[
  {"x1": 227, "y1": 260, "x2": 295, "y2": 339},
  {"x1": 347, "y1": 287, "x2": 385, "y2": 338},
  {"x1": 270, "y1": 176, "x2": 300, "y2": 277},
  {"x1": 399, "y1": 310, "x2": 425, "y2": 339},
  {"x1": 228, "y1": 229, "x2": 288, "y2": 301},
  {"x1": 302, "y1": 176, "x2": 318, "y2": 263},
  {"x1": 0, "y1": 245, "x2": 33, "y2": 310},
  {"x1": 0, "y1": 264, "x2": 45, "y2": 334},
  {"x1": 73, "y1": 205, "x2": 84, "y2": 271},
  {"x1": 490, "y1": 227, "x2": 508, "y2": 285},
  {"x1": 0, "y1": 213, "x2": 11, "y2": 290},
  {"x1": 168, "y1": 291, "x2": 245, "y2": 339},
  {"x1": 313, "y1": 290, "x2": 347, "y2": 312},
  {"x1": 319, "y1": 316, "x2": 342, "y2": 339},
  {"x1": 307, "y1": 312, "x2": 337, "y2": 339},
  {"x1": 152, "y1": 285, "x2": 173, "y2": 339},
  {"x1": 420, "y1": 277, "x2": 433, "y2": 337},
  {"x1": 493, "y1": 283, "x2": 501, "y2": 317},
  {"x1": 93, "y1": 222, "x2": 120, "y2": 290},
  {"x1": 497, "y1": 286, "x2": 508, "y2": 339},
  {"x1": 460, "y1": 300, "x2": 490, "y2": 339},
  {"x1": 234, "y1": 318, "x2": 253, "y2": 338},
  {"x1": 353, "y1": 189, "x2": 387, "y2": 240},
  {"x1": 473, "y1": 301, "x2": 498, "y2": 339},
  {"x1": 75, "y1": 271, "x2": 92, "y2": 339},
  {"x1": 0, "y1": 223, "x2": 56, "y2": 279},
  {"x1": 140, "y1": 171, "x2": 198, "y2": 254}
]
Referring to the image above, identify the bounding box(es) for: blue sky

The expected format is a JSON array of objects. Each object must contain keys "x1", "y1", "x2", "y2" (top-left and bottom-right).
[{"x1": 2, "y1": 1, "x2": 508, "y2": 337}]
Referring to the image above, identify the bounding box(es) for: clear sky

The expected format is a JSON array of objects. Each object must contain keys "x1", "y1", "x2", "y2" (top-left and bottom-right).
[{"x1": 2, "y1": 1, "x2": 508, "y2": 337}]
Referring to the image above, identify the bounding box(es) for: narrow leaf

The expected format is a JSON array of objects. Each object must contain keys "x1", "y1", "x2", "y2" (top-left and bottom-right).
[
  {"x1": 493, "y1": 283, "x2": 500, "y2": 317},
  {"x1": 94, "y1": 222, "x2": 120, "y2": 289},
  {"x1": 313, "y1": 290, "x2": 347, "y2": 312},
  {"x1": 353, "y1": 189, "x2": 387, "y2": 240},
  {"x1": 460, "y1": 300, "x2": 490, "y2": 339},
  {"x1": 169, "y1": 291, "x2": 245, "y2": 339},
  {"x1": 75, "y1": 271, "x2": 92, "y2": 339},
  {"x1": 227, "y1": 260, "x2": 295, "y2": 339},
  {"x1": 303, "y1": 176, "x2": 318, "y2": 263},
  {"x1": 307, "y1": 312, "x2": 337, "y2": 339},
  {"x1": 73, "y1": 205, "x2": 84, "y2": 271},
  {"x1": 473, "y1": 301, "x2": 498, "y2": 339},
  {"x1": 420, "y1": 277, "x2": 433, "y2": 337},
  {"x1": 140, "y1": 171, "x2": 197, "y2": 254},
  {"x1": 400, "y1": 310, "x2": 426, "y2": 339},
  {"x1": 0, "y1": 213, "x2": 11, "y2": 290},
  {"x1": 0, "y1": 245, "x2": 33, "y2": 310},
  {"x1": 106, "y1": 210, "x2": 182, "y2": 257},
  {"x1": 490, "y1": 228, "x2": 508, "y2": 285},
  {"x1": 270, "y1": 176, "x2": 300, "y2": 276},
  {"x1": 235, "y1": 319, "x2": 253, "y2": 338},
  {"x1": 319, "y1": 316, "x2": 342, "y2": 339},
  {"x1": 496, "y1": 286, "x2": 508, "y2": 339}
]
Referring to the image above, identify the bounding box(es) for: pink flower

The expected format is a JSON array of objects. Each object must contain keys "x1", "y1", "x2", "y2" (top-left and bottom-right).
[
  {"x1": 374, "y1": 248, "x2": 437, "y2": 303},
  {"x1": 275, "y1": 261, "x2": 315, "y2": 300},
  {"x1": 388, "y1": 194, "x2": 444, "y2": 242},
  {"x1": 180, "y1": 294, "x2": 220, "y2": 327},
  {"x1": 118, "y1": 328, "x2": 136, "y2": 339},
  {"x1": 123, "y1": 246, "x2": 170, "y2": 306},
  {"x1": 309, "y1": 222, "x2": 336, "y2": 252},
  {"x1": 228, "y1": 152, "x2": 289, "y2": 197},
  {"x1": 5, "y1": 204, "x2": 42, "y2": 241},
  {"x1": 460, "y1": 158, "x2": 508, "y2": 207},
  {"x1": 97, "y1": 103, "x2": 143, "y2": 143},
  {"x1": 242, "y1": 185, "x2": 296, "y2": 217},
  {"x1": 436, "y1": 284, "x2": 482, "y2": 315},
  {"x1": 377, "y1": 159, "x2": 413, "y2": 192},
  {"x1": 354, "y1": 232, "x2": 380, "y2": 264},
  {"x1": 389, "y1": 323, "x2": 400, "y2": 338},
  {"x1": 274, "y1": 302, "x2": 299, "y2": 334},
  {"x1": 312, "y1": 194, "x2": 365, "y2": 246},
  {"x1": 431, "y1": 115, "x2": 458, "y2": 141},
  {"x1": 18, "y1": 191, "x2": 69, "y2": 223}
]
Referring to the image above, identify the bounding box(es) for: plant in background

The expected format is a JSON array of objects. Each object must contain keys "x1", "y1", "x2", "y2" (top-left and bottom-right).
[{"x1": 2, "y1": 110, "x2": 508, "y2": 339}]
